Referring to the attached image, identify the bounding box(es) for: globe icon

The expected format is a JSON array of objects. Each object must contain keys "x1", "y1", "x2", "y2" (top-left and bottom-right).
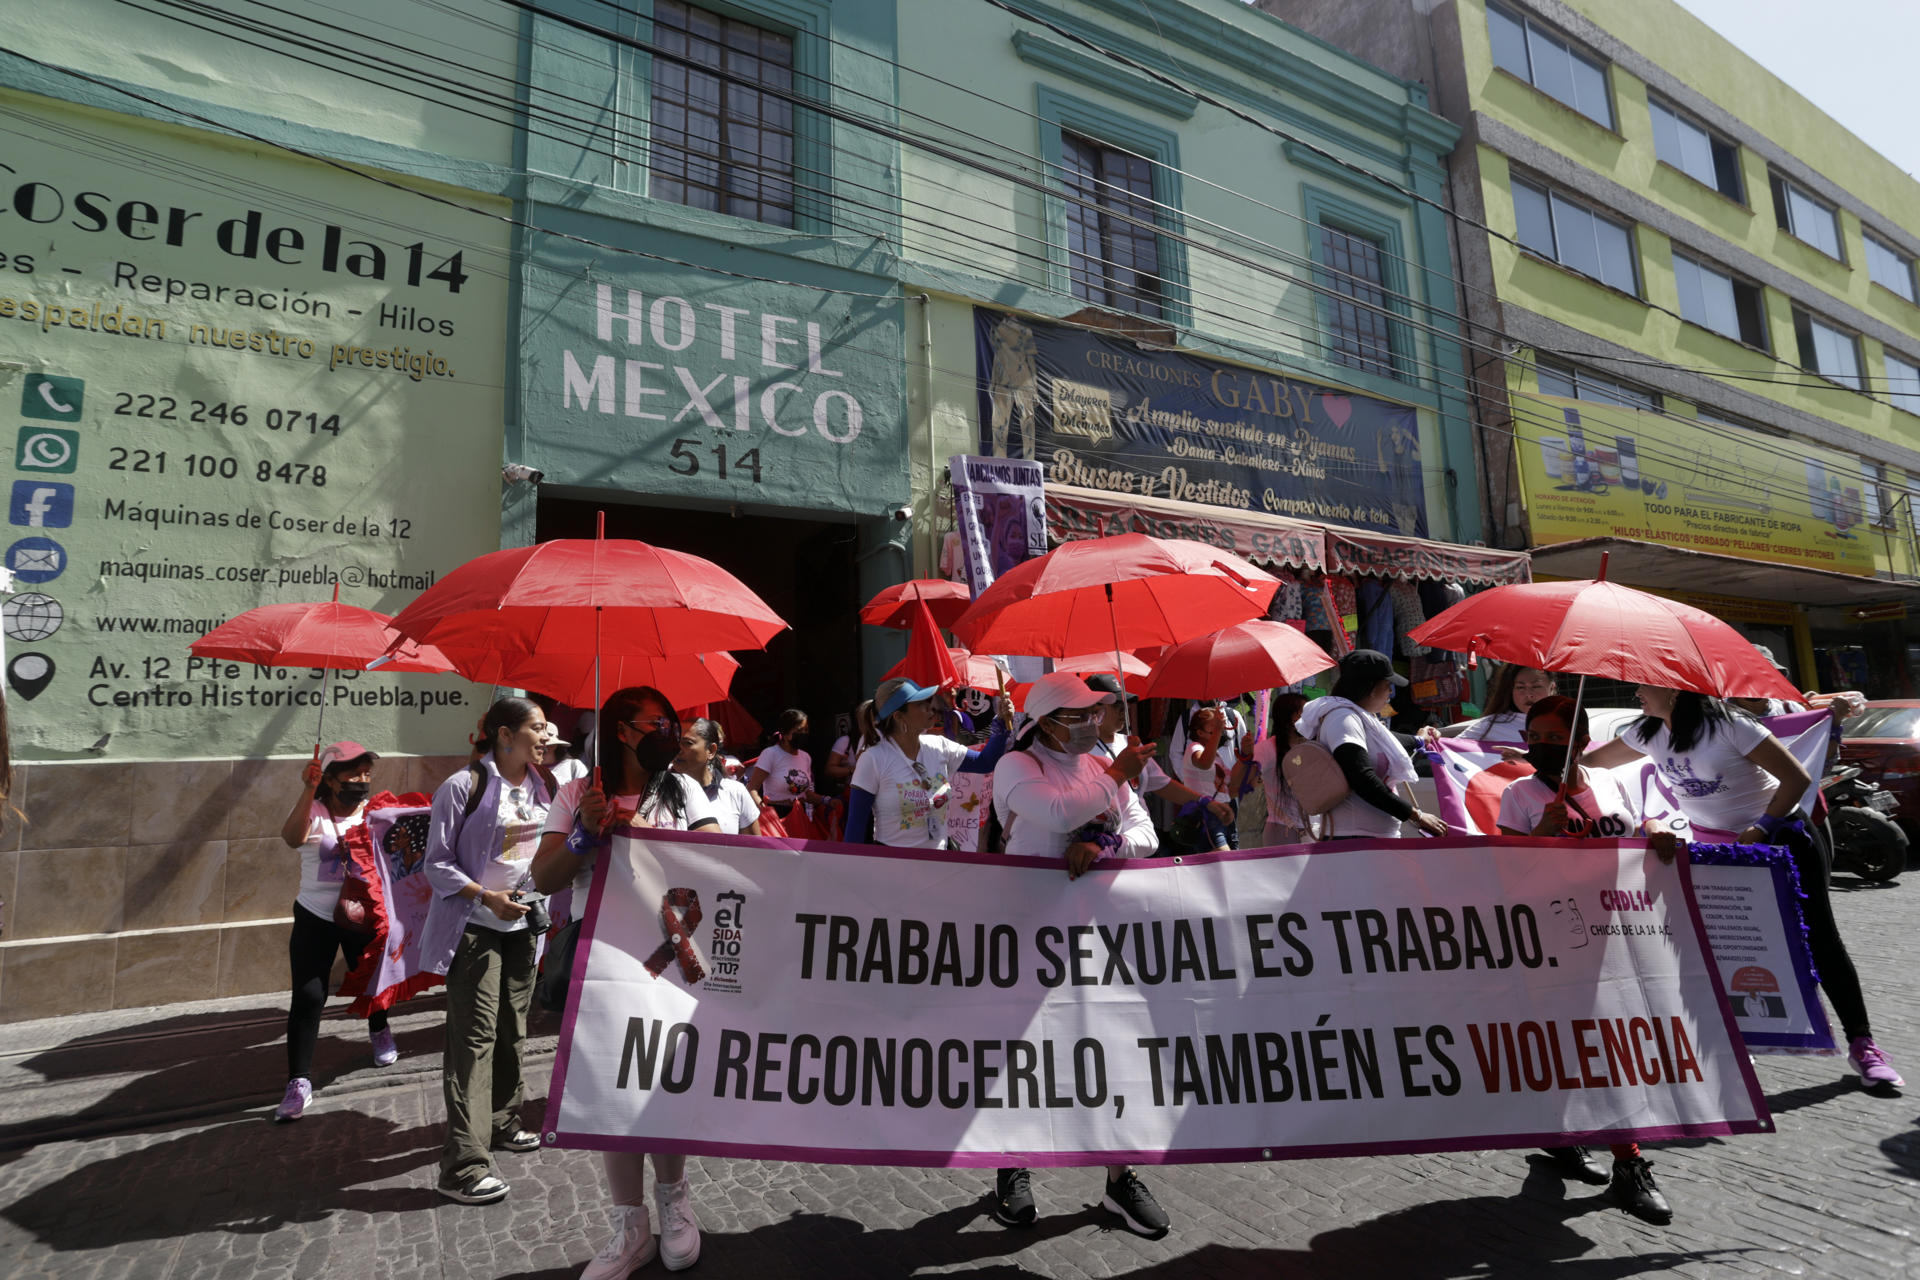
[{"x1": 4, "y1": 592, "x2": 64, "y2": 642}]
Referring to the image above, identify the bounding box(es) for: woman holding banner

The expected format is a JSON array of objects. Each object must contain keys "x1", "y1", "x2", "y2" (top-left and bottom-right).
[
  {"x1": 984, "y1": 672, "x2": 1170, "y2": 1238},
  {"x1": 1496, "y1": 695, "x2": 1678, "y2": 1223},
  {"x1": 844, "y1": 676, "x2": 1012, "y2": 849},
  {"x1": 531, "y1": 686, "x2": 720, "y2": 1277},
  {"x1": 1583, "y1": 687, "x2": 1904, "y2": 1094}
]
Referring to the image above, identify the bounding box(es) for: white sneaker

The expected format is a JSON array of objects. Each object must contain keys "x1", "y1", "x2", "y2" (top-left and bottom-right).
[
  {"x1": 582, "y1": 1204, "x2": 655, "y2": 1279},
  {"x1": 654, "y1": 1177, "x2": 701, "y2": 1271}
]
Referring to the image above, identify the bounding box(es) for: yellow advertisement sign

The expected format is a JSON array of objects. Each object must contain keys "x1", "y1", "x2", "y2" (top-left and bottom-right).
[{"x1": 1511, "y1": 391, "x2": 1875, "y2": 576}]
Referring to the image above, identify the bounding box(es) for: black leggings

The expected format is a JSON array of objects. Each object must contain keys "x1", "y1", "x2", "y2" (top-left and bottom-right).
[
  {"x1": 1789, "y1": 823, "x2": 1872, "y2": 1041},
  {"x1": 287, "y1": 902, "x2": 390, "y2": 1081}
]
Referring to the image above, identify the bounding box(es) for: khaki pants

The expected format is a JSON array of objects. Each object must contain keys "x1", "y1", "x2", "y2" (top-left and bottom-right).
[{"x1": 440, "y1": 923, "x2": 537, "y2": 1186}]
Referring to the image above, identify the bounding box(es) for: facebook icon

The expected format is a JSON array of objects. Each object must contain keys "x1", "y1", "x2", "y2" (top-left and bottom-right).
[{"x1": 9, "y1": 482, "x2": 74, "y2": 529}]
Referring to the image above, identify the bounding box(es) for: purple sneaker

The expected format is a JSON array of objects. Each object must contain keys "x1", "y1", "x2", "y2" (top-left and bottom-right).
[
  {"x1": 273, "y1": 1077, "x2": 312, "y2": 1122},
  {"x1": 1848, "y1": 1037, "x2": 1904, "y2": 1090},
  {"x1": 370, "y1": 1027, "x2": 398, "y2": 1067}
]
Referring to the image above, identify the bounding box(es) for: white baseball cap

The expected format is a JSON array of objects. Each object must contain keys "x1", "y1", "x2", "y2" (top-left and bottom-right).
[{"x1": 1023, "y1": 671, "x2": 1113, "y2": 720}]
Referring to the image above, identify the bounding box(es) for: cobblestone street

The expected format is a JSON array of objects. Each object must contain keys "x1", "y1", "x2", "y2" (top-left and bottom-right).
[{"x1": 1, "y1": 872, "x2": 1915, "y2": 1280}]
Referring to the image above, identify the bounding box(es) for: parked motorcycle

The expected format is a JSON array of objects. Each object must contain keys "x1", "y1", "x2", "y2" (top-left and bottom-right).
[{"x1": 1823, "y1": 765, "x2": 1907, "y2": 883}]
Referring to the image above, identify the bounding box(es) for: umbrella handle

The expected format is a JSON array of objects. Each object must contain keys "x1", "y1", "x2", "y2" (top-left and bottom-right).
[
  {"x1": 1555, "y1": 674, "x2": 1589, "y2": 803},
  {"x1": 313, "y1": 663, "x2": 332, "y2": 758}
]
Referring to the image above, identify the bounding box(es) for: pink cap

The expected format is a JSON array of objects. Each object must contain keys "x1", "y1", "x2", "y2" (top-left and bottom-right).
[{"x1": 318, "y1": 740, "x2": 378, "y2": 771}]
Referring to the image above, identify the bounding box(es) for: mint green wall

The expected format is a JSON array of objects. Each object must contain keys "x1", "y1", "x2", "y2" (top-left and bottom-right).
[{"x1": 894, "y1": 0, "x2": 1480, "y2": 551}]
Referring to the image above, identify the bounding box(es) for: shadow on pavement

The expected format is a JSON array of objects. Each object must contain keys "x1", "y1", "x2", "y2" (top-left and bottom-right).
[{"x1": 1, "y1": 1109, "x2": 441, "y2": 1250}]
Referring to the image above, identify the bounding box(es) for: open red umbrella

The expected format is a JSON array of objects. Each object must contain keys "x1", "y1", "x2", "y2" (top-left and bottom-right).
[
  {"x1": 1142, "y1": 621, "x2": 1335, "y2": 700},
  {"x1": 1053, "y1": 650, "x2": 1154, "y2": 695},
  {"x1": 488, "y1": 649, "x2": 738, "y2": 709},
  {"x1": 885, "y1": 647, "x2": 1005, "y2": 695},
  {"x1": 860, "y1": 579, "x2": 972, "y2": 630},
  {"x1": 192, "y1": 586, "x2": 456, "y2": 754}
]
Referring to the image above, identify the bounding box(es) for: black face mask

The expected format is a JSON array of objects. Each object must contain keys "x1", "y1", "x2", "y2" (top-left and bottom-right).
[
  {"x1": 334, "y1": 781, "x2": 372, "y2": 808},
  {"x1": 633, "y1": 726, "x2": 679, "y2": 773},
  {"x1": 1524, "y1": 744, "x2": 1571, "y2": 778}
]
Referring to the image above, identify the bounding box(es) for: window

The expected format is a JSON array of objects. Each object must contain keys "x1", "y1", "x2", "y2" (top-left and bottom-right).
[
  {"x1": 1865, "y1": 235, "x2": 1917, "y2": 303},
  {"x1": 1792, "y1": 308, "x2": 1862, "y2": 388},
  {"x1": 1864, "y1": 460, "x2": 1895, "y2": 529},
  {"x1": 1884, "y1": 351, "x2": 1920, "y2": 415},
  {"x1": 1487, "y1": 3, "x2": 1614, "y2": 129},
  {"x1": 1672, "y1": 254, "x2": 1768, "y2": 348},
  {"x1": 1534, "y1": 361, "x2": 1659, "y2": 411},
  {"x1": 1061, "y1": 133, "x2": 1163, "y2": 318},
  {"x1": 1318, "y1": 225, "x2": 1395, "y2": 377},
  {"x1": 1648, "y1": 97, "x2": 1743, "y2": 202},
  {"x1": 1512, "y1": 179, "x2": 1638, "y2": 294},
  {"x1": 1769, "y1": 173, "x2": 1842, "y2": 259},
  {"x1": 648, "y1": 0, "x2": 796, "y2": 228}
]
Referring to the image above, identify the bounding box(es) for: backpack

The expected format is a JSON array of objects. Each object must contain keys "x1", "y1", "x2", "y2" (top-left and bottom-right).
[{"x1": 1281, "y1": 740, "x2": 1351, "y2": 817}]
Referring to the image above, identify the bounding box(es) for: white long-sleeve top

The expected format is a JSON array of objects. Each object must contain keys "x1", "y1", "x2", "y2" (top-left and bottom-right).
[{"x1": 992, "y1": 743, "x2": 1157, "y2": 859}]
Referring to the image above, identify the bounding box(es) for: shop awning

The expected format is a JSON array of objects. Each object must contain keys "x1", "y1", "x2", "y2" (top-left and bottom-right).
[
  {"x1": 1046, "y1": 485, "x2": 1326, "y2": 572},
  {"x1": 1045, "y1": 484, "x2": 1533, "y2": 586},
  {"x1": 1529, "y1": 537, "x2": 1920, "y2": 607}
]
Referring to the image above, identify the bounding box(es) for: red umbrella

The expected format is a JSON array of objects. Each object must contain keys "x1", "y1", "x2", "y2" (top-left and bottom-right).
[
  {"x1": 1053, "y1": 650, "x2": 1153, "y2": 695},
  {"x1": 1142, "y1": 621, "x2": 1335, "y2": 700},
  {"x1": 860, "y1": 579, "x2": 973, "y2": 630},
  {"x1": 388, "y1": 522, "x2": 787, "y2": 659},
  {"x1": 487, "y1": 649, "x2": 738, "y2": 709},
  {"x1": 952, "y1": 533, "x2": 1278, "y2": 657},
  {"x1": 191, "y1": 587, "x2": 456, "y2": 754},
  {"x1": 1406, "y1": 573, "x2": 1802, "y2": 702},
  {"x1": 885, "y1": 647, "x2": 1005, "y2": 695}
]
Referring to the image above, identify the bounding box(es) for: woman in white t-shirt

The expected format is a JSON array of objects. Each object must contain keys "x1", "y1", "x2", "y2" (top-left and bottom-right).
[
  {"x1": 1585, "y1": 685, "x2": 1902, "y2": 1094},
  {"x1": 1494, "y1": 695, "x2": 1679, "y2": 1225},
  {"x1": 747, "y1": 708, "x2": 818, "y2": 818},
  {"x1": 1296, "y1": 650, "x2": 1448, "y2": 840},
  {"x1": 674, "y1": 716, "x2": 762, "y2": 835},
  {"x1": 1449, "y1": 664, "x2": 1558, "y2": 744},
  {"x1": 272, "y1": 740, "x2": 393, "y2": 1124},
  {"x1": 530, "y1": 686, "x2": 720, "y2": 1277},
  {"x1": 1174, "y1": 704, "x2": 1237, "y2": 851},
  {"x1": 822, "y1": 699, "x2": 877, "y2": 793},
  {"x1": 846, "y1": 676, "x2": 1012, "y2": 849}
]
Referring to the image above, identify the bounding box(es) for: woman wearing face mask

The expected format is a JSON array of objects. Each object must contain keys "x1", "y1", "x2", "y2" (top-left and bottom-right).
[
  {"x1": 1583, "y1": 685, "x2": 1904, "y2": 1095},
  {"x1": 747, "y1": 709, "x2": 819, "y2": 817},
  {"x1": 844, "y1": 677, "x2": 1012, "y2": 848},
  {"x1": 420, "y1": 697, "x2": 554, "y2": 1207},
  {"x1": 532, "y1": 687, "x2": 721, "y2": 1276},
  {"x1": 984, "y1": 672, "x2": 1168, "y2": 1239},
  {"x1": 674, "y1": 716, "x2": 762, "y2": 835},
  {"x1": 272, "y1": 740, "x2": 394, "y2": 1123},
  {"x1": 1298, "y1": 650, "x2": 1448, "y2": 839},
  {"x1": 1494, "y1": 695, "x2": 1680, "y2": 1224}
]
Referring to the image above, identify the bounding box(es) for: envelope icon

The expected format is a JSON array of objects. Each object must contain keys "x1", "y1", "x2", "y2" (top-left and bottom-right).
[{"x1": 13, "y1": 547, "x2": 59, "y2": 573}]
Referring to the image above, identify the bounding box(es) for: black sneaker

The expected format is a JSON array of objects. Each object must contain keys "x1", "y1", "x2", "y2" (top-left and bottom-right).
[
  {"x1": 1542, "y1": 1145, "x2": 1611, "y2": 1185},
  {"x1": 993, "y1": 1167, "x2": 1036, "y2": 1227},
  {"x1": 1102, "y1": 1170, "x2": 1171, "y2": 1238},
  {"x1": 1608, "y1": 1157, "x2": 1673, "y2": 1224}
]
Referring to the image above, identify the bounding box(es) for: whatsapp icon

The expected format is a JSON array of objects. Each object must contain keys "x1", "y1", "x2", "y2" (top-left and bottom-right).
[{"x1": 15, "y1": 427, "x2": 78, "y2": 474}]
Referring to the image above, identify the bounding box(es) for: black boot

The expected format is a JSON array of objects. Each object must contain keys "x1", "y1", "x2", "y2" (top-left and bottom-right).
[
  {"x1": 992, "y1": 1167, "x2": 1035, "y2": 1227},
  {"x1": 1541, "y1": 1145, "x2": 1610, "y2": 1185},
  {"x1": 1609, "y1": 1156, "x2": 1673, "y2": 1224}
]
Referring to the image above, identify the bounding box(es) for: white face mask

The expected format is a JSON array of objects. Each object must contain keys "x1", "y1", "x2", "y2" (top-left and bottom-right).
[{"x1": 1051, "y1": 718, "x2": 1103, "y2": 755}]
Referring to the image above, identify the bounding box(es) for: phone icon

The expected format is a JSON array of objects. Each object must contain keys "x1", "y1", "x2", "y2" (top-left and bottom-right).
[
  {"x1": 15, "y1": 427, "x2": 78, "y2": 474},
  {"x1": 21, "y1": 375, "x2": 84, "y2": 422}
]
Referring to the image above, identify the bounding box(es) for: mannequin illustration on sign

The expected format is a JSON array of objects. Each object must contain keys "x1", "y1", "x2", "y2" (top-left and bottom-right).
[{"x1": 987, "y1": 315, "x2": 1039, "y2": 459}]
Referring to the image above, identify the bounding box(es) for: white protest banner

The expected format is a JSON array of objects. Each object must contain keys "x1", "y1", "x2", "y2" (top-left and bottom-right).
[
  {"x1": 1689, "y1": 853, "x2": 1834, "y2": 1053},
  {"x1": 544, "y1": 834, "x2": 1770, "y2": 1165}
]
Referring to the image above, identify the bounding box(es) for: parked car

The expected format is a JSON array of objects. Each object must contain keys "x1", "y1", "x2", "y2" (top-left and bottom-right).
[{"x1": 1837, "y1": 700, "x2": 1920, "y2": 844}]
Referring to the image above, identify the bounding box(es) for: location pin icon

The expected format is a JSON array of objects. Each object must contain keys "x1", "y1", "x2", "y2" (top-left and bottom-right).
[{"x1": 9, "y1": 652, "x2": 54, "y2": 700}]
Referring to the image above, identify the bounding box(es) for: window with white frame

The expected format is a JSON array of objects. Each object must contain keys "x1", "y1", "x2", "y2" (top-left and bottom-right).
[
  {"x1": 1060, "y1": 133, "x2": 1164, "y2": 318},
  {"x1": 1534, "y1": 361, "x2": 1659, "y2": 411},
  {"x1": 1792, "y1": 308, "x2": 1862, "y2": 388},
  {"x1": 1647, "y1": 96, "x2": 1743, "y2": 202},
  {"x1": 1672, "y1": 254, "x2": 1768, "y2": 349},
  {"x1": 1769, "y1": 173, "x2": 1843, "y2": 259},
  {"x1": 1864, "y1": 234, "x2": 1917, "y2": 304},
  {"x1": 648, "y1": 0, "x2": 797, "y2": 228},
  {"x1": 1487, "y1": 3, "x2": 1614, "y2": 129},
  {"x1": 1512, "y1": 179, "x2": 1638, "y2": 294},
  {"x1": 1884, "y1": 351, "x2": 1920, "y2": 415}
]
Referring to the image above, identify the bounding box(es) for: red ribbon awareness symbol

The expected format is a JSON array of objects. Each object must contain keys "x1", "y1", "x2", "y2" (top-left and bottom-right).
[{"x1": 643, "y1": 888, "x2": 707, "y2": 983}]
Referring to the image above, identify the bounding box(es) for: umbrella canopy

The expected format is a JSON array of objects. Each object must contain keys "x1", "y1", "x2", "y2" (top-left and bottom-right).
[
  {"x1": 192, "y1": 600, "x2": 454, "y2": 674},
  {"x1": 885, "y1": 647, "x2": 1006, "y2": 695},
  {"x1": 487, "y1": 649, "x2": 738, "y2": 710},
  {"x1": 951, "y1": 533, "x2": 1278, "y2": 657},
  {"x1": 1142, "y1": 620, "x2": 1336, "y2": 700},
  {"x1": 1406, "y1": 577, "x2": 1803, "y2": 701},
  {"x1": 860, "y1": 579, "x2": 973, "y2": 630},
  {"x1": 1052, "y1": 650, "x2": 1153, "y2": 695},
  {"x1": 388, "y1": 535, "x2": 787, "y2": 659}
]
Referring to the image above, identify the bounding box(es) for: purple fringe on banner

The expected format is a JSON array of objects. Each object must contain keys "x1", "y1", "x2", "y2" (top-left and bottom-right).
[{"x1": 1687, "y1": 841, "x2": 1818, "y2": 985}]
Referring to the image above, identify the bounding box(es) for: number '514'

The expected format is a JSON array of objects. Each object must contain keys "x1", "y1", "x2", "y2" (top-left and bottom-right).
[{"x1": 668, "y1": 438, "x2": 762, "y2": 482}]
